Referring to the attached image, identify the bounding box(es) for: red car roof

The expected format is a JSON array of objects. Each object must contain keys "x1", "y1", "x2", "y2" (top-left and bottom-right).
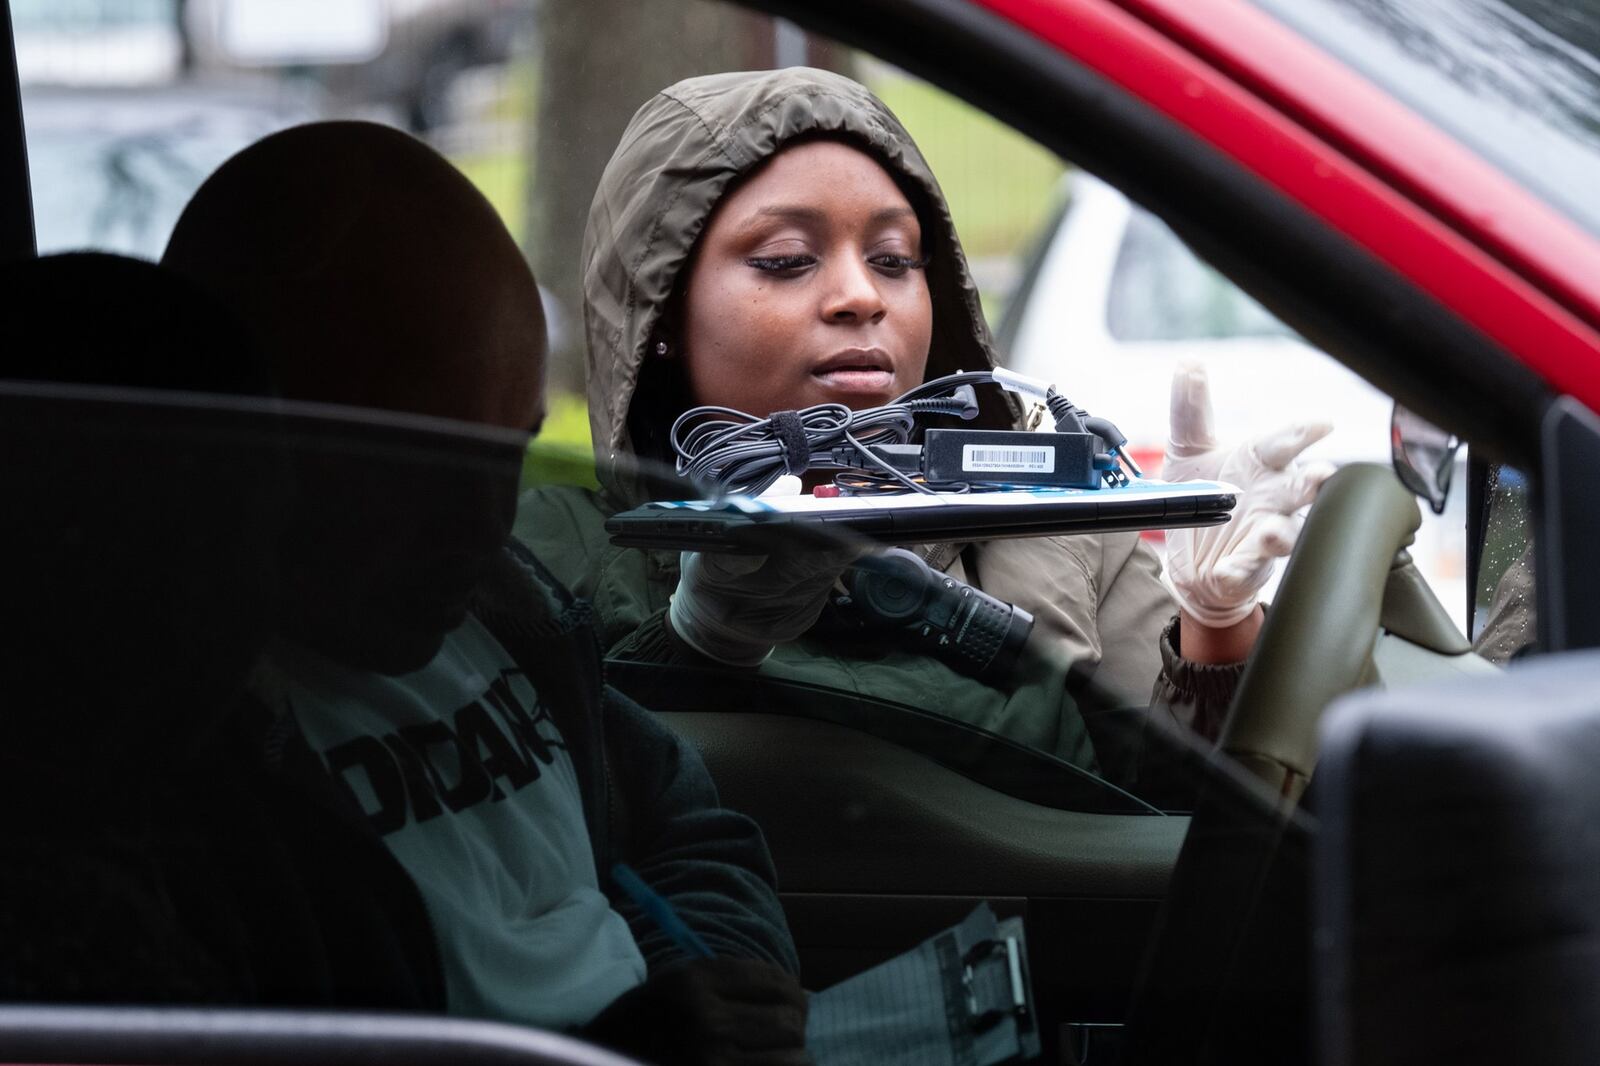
[{"x1": 975, "y1": 0, "x2": 1600, "y2": 411}]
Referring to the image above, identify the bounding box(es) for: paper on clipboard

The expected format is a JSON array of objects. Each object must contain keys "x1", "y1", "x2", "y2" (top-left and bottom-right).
[{"x1": 805, "y1": 902, "x2": 1041, "y2": 1066}]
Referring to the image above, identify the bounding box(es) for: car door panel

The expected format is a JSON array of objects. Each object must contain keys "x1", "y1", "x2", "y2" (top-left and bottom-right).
[
  {"x1": 663, "y1": 711, "x2": 1184, "y2": 896},
  {"x1": 662, "y1": 710, "x2": 1184, "y2": 1019},
  {"x1": 0, "y1": 0, "x2": 34, "y2": 260}
]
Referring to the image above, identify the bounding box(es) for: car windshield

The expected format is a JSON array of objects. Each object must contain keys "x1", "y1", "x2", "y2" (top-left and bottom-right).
[{"x1": 1248, "y1": 0, "x2": 1600, "y2": 238}]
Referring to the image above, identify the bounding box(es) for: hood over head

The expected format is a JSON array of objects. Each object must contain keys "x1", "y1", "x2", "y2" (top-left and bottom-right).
[{"x1": 581, "y1": 67, "x2": 1021, "y2": 504}]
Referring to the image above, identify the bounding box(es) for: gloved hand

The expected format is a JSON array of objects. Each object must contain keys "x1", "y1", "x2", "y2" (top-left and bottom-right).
[
  {"x1": 670, "y1": 536, "x2": 864, "y2": 667},
  {"x1": 1162, "y1": 361, "x2": 1336, "y2": 629},
  {"x1": 582, "y1": 957, "x2": 813, "y2": 1066}
]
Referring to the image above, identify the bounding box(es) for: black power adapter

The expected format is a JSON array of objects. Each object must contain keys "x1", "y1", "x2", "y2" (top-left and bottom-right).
[
  {"x1": 922, "y1": 429, "x2": 1099, "y2": 488},
  {"x1": 848, "y1": 430, "x2": 1103, "y2": 490}
]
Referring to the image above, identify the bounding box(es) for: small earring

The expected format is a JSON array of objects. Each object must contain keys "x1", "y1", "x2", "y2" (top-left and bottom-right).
[{"x1": 654, "y1": 340, "x2": 670, "y2": 357}]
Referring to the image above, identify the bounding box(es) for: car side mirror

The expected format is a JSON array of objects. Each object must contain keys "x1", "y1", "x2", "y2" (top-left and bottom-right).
[{"x1": 1391, "y1": 402, "x2": 1461, "y2": 515}]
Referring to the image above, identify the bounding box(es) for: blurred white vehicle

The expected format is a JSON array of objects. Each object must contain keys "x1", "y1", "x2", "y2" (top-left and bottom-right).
[
  {"x1": 12, "y1": 0, "x2": 529, "y2": 132},
  {"x1": 186, "y1": 0, "x2": 532, "y2": 131},
  {"x1": 10, "y1": 0, "x2": 183, "y2": 86},
  {"x1": 998, "y1": 171, "x2": 1467, "y2": 624}
]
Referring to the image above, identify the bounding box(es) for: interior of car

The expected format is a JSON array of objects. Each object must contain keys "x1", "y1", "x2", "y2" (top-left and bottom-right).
[{"x1": 2, "y1": 1, "x2": 1596, "y2": 1064}]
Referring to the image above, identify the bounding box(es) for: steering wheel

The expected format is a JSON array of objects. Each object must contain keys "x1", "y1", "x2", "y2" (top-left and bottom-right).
[
  {"x1": 1215, "y1": 462, "x2": 1455, "y2": 806},
  {"x1": 1122, "y1": 464, "x2": 1462, "y2": 1064}
]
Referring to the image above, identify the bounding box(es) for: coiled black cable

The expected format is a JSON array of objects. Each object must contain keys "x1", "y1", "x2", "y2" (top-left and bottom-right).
[
  {"x1": 669, "y1": 379, "x2": 988, "y2": 497},
  {"x1": 671, "y1": 402, "x2": 917, "y2": 496}
]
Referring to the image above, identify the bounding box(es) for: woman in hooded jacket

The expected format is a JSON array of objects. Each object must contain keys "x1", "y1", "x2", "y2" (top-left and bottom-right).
[{"x1": 516, "y1": 68, "x2": 1331, "y2": 775}]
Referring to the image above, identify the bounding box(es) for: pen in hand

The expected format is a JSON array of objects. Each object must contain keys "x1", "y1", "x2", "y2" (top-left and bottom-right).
[{"x1": 611, "y1": 862, "x2": 716, "y2": 960}]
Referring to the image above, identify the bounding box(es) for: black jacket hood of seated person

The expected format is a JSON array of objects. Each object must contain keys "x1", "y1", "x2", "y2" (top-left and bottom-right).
[{"x1": 582, "y1": 66, "x2": 1024, "y2": 507}]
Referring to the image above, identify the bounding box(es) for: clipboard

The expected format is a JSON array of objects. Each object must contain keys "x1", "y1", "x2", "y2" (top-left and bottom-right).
[
  {"x1": 606, "y1": 479, "x2": 1237, "y2": 553},
  {"x1": 805, "y1": 902, "x2": 1041, "y2": 1066}
]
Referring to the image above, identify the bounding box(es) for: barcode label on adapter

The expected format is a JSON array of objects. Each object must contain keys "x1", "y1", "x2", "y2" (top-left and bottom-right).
[{"x1": 962, "y1": 444, "x2": 1056, "y2": 473}]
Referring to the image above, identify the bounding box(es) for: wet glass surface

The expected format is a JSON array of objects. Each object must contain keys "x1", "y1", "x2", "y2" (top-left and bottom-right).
[
  {"x1": 1249, "y1": 0, "x2": 1600, "y2": 237},
  {"x1": 1471, "y1": 464, "x2": 1536, "y2": 662}
]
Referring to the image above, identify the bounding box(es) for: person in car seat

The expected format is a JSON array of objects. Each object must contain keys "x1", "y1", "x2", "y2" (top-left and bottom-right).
[
  {"x1": 162, "y1": 121, "x2": 810, "y2": 1066},
  {"x1": 515, "y1": 68, "x2": 1334, "y2": 772}
]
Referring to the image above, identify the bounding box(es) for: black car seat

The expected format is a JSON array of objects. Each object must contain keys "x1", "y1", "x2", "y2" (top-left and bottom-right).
[
  {"x1": 0, "y1": 251, "x2": 281, "y2": 787},
  {"x1": 0, "y1": 252, "x2": 290, "y2": 1003},
  {"x1": 1315, "y1": 653, "x2": 1600, "y2": 1066},
  {"x1": 0, "y1": 252, "x2": 459, "y2": 1018},
  {"x1": 0, "y1": 254, "x2": 449, "y2": 1017}
]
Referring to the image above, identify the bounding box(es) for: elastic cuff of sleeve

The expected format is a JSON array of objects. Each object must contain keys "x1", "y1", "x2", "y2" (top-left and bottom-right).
[
  {"x1": 611, "y1": 611, "x2": 700, "y2": 666},
  {"x1": 1158, "y1": 614, "x2": 1247, "y2": 706},
  {"x1": 1171, "y1": 599, "x2": 1260, "y2": 630},
  {"x1": 667, "y1": 596, "x2": 773, "y2": 669}
]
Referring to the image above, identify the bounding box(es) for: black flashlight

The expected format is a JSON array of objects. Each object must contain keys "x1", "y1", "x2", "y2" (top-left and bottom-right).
[{"x1": 841, "y1": 548, "x2": 1034, "y2": 683}]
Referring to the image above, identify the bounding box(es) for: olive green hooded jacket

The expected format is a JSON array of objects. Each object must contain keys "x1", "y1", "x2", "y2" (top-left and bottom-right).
[{"x1": 515, "y1": 68, "x2": 1241, "y2": 769}]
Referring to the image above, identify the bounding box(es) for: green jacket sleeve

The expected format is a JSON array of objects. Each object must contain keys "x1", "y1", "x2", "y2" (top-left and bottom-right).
[
  {"x1": 967, "y1": 533, "x2": 1243, "y2": 741},
  {"x1": 1148, "y1": 614, "x2": 1246, "y2": 743}
]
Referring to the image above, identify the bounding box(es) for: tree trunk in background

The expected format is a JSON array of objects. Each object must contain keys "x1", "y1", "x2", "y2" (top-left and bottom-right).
[{"x1": 525, "y1": 1, "x2": 852, "y2": 395}]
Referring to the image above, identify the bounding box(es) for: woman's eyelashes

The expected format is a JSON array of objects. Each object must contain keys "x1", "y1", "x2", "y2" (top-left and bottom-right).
[
  {"x1": 744, "y1": 253, "x2": 817, "y2": 276},
  {"x1": 868, "y1": 252, "x2": 930, "y2": 277},
  {"x1": 743, "y1": 249, "x2": 929, "y2": 278}
]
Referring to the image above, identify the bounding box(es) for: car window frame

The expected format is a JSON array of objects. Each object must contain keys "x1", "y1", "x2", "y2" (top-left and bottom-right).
[{"x1": 0, "y1": 0, "x2": 35, "y2": 260}]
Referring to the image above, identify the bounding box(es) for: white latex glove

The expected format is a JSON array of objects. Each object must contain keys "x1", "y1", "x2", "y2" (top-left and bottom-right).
[
  {"x1": 1162, "y1": 361, "x2": 1337, "y2": 629},
  {"x1": 670, "y1": 541, "x2": 862, "y2": 667}
]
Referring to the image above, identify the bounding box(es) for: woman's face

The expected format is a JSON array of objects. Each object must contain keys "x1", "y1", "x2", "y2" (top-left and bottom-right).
[{"x1": 679, "y1": 140, "x2": 933, "y2": 414}]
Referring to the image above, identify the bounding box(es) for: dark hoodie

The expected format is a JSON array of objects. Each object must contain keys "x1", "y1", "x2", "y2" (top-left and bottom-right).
[{"x1": 516, "y1": 68, "x2": 1241, "y2": 764}]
